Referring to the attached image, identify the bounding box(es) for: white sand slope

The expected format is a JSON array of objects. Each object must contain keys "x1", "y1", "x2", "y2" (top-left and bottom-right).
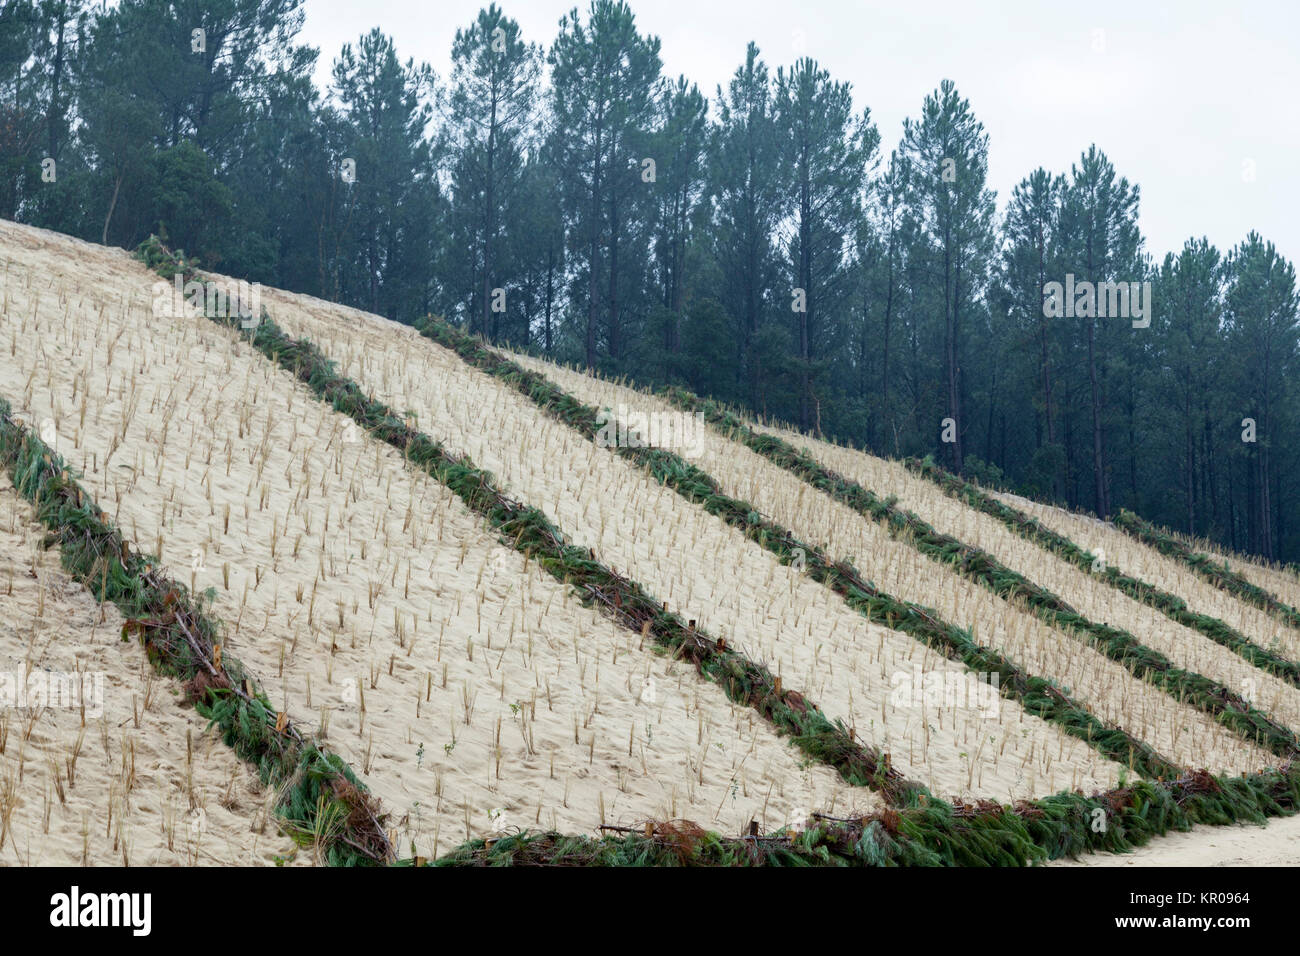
[
  {"x1": 0, "y1": 218, "x2": 876, "y2": 859},
  {"x1": 3, "y1": 217, "x2": 1292, "y2": 867},
  {"x1": 505, "y1": 353, "x2": 1275, "y2": 776},
  {"x1": 1049, "y1": 814, "x2": 1300, "y2": 866},
  {"x1": 229, "y1": 274, "x2": 1146, "y2": 802},
  {"x1": 0, "y1": 474, "x2": 297, "y2": 865},
  {"x1": 994, "y1": 489, "x2": 1300, "y2": 664},
  {"x1": 728, "y1": 413, "x2": 1300, "y2": 745}
]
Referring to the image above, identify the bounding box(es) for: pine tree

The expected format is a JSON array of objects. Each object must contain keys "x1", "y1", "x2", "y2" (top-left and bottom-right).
[
  {"x1": 446, "y1": 3, "x2": 541, "y2": 338},
  {"x1": 1224, "y1": 233, "x2": 1299, "y2": 559},
  {"x1": 1001, "y1": 168, "x2": 1066, "y2": 496},
  {"x1": 331, "y1": 28, "x2": 438, "y2": 318},
  {"x1": 897, "y1": 80, "x2": 995, "y2": 470},
  {"x1": 774, "y1": 57, "x2": 878, "y2": 432},
  {"x1": 1057, "y1": 146, "x2": 1141, "y2": 517},
  {"x1": 648, "y1": 75, "x2": 708, "y2": 362},
  {"x1": 710, "y1": 42, "x2": 785, "y2": 412},
  {"x1": 548, "y1": 0, "x2": 662, "y2": 370}
]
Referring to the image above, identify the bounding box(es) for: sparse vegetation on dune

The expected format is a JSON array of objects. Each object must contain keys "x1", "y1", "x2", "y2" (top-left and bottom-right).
[
  {"x1": 1112, "y1": 508, "x2": 1300, "y2": 635},
  {"x1": 218, "y1": 266, "x2": 1141, "y2": 804},
  {"x1": 35, "y1": 232, "x2": 886, "y2": 855},
  {"x1": 904, "y1": 458, "x2": 1300, "y2": 684},
  {"x1": 127, "y1": 234, "x2": 893, "y2": 838},
  {"x1": 1003, "y1": 496, "x2": 1300, "y2": 655},
  {"x1": 726, "y1": 412, "x2": 1300, "y2": 675},
  {"x1": 0, "y1": 469, "x2": 296, "y2": 865},
  {"x1": 0, "y1": 399, "x2": 386, "y2": 864},
  {"x1": 643, "y1": 382, "x2": 1300, "y2": 758},
  {"x1": 655, "y1": 391, "x2": 1300, "y2": 746},
  {"x1": 1192, "y1": 544, "x2": 1300, "y2": 617},
  {"x1": 3, "y1": 217, "x2": 1298, "y2": 865},
  {"x1": 503, "y1": 350, "x2": 1284, "y2": 774},
  {"x1": 125, "y1": 274, "x2": 1300, "y2": 869}
]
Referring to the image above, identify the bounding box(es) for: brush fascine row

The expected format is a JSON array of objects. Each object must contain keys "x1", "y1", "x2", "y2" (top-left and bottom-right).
[
  {"x1": 133, "y1": 236, "x2": 920, "y2": 809},
  {"x1": 0, "y1": 396, "x2": 392, "y2": 865},
  {"x1": 413, "y1": 318, "x2": 1186, "y2": 783}
]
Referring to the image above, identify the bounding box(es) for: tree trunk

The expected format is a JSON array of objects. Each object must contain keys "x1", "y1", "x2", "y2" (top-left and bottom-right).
[
  {"x1": 47, "y1": 1, "x2": 68, "y2": 164},
  {"x1": 585, "y1": 128, "x2": 602, "y2": 370},
  {"x1": 608, "y1": 191, "x2": 621, "y2": 363},
  {"x1": 101, "y1": 170, "x2": 123, "y2": 245},
  {"x1": 881, "y1": 229, "x2": 895, "y2": 453},
  {"x1": 481, "y1": 84, "x2": 499, "y2": 339},
  {"x1": 543, "y1": 245, "x2": 555, "y2": 354},
  {"x1": 1086, "y1": 313, "x2": 1109, "y2": 516},
  {"x1": 1035, "y1": 224, "x2": 1060, "y2": 497},
  {"x1": 944, "y1": 245, "x2": 963, "y2": 470},
  {"x1": 797, "y1": 152, "x2": 812, "y2": 432}
]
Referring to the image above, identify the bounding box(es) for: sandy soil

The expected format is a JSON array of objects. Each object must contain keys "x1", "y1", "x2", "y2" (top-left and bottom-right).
[
  {"x1": 721, "y1": 416, "x2": 1300, "y2": 743},
  {"x1": 6, "y1": 216, "x2": 1289, "y2": 863},
  {"x1": 507, "y1": 355, "x2": 1277, "y2": 777},
  {"x1": 214, "y1": 278, "x2": 1149, "y2": 804},
  {"x1": 0, "y1": 219, "x2": 875, "y2": 859},
  {"x1": 1050, "y1": 814, "x2": 1300, "y2": 866},
  {"x1": 999, "y1": 489, "x2": 1300, "y2": 619},
  {"x1": 1185, "y1": 533, "x2": 1300, "y2": 618},
  {"x1": 0, "y1": 474, "x2": 297, "y2": 865},
  {"x1": 995, "y1": 489, "x2": 1300, "y2": 665}
]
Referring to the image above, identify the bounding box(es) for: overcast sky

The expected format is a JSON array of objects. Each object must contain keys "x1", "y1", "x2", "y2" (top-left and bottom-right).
[{"x1": 297, "y1": 0, "x2": 1299, "y2": 267}]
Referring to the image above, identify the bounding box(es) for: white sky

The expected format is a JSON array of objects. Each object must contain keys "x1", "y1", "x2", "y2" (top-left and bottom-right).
[{"x1": 298, "y1": 0, "x2": 1300, "y2": 267}]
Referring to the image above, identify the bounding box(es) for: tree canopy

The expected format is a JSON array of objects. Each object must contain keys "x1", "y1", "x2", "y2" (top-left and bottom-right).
[{"x1": 4, "y1": 0, "x2": 1298, "y2": 563}]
